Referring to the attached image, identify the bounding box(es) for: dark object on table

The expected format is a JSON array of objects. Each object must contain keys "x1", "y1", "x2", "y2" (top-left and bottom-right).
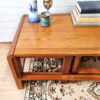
[{"x1": 77, "y1": 1, "x2": 100, "y2": 14}]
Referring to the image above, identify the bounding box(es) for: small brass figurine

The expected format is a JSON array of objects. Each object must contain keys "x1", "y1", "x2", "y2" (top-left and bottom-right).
[{"x1": 43, "y1": 0, "x2": 53, "y2": 13}]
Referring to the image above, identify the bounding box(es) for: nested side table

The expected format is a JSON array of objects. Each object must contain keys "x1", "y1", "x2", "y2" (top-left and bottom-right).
[
  {"x1": 72, "y1": 56, "x2": 100, "y2": 74},
  {"x1": 8, "y1": 14, "x2": 100, "y2": 89}
]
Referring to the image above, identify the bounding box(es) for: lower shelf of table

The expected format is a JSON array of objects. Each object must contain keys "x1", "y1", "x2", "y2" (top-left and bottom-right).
[
  {"x1": 21, "y1": 73, "x2": 100, "y2": 81},
  {"x1": 72, "y1": 56, "x2": 100, "y2": 74}
]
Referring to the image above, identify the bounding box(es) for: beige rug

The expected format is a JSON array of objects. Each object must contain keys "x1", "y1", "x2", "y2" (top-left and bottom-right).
[{"x1": 24, "y1": 58, "x2": 100, "y2": 100}]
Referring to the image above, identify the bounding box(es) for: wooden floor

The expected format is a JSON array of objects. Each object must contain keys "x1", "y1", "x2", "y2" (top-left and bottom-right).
[{"x1": 0, "y1": 43, "x2": 25, "y2": 100}]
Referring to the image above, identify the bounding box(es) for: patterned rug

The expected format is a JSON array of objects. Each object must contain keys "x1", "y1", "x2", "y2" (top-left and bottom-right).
[{"x1": 24, "y1": 58, "x2": 100, "y2": 100}]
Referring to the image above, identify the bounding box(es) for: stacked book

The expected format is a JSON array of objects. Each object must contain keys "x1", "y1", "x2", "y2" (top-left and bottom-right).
[{"x1": 71, "y1": 1, "x2": 100, "y2": 26}]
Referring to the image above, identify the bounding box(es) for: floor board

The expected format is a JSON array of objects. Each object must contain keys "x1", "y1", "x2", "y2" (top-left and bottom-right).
[{"x1": 0, "y1": 43, "x2": 25, "y2": 100}]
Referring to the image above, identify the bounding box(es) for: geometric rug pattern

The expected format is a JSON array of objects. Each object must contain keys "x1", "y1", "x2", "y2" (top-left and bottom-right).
[{"x1": 24, "y1": 58, "x2": 100, "y2": 100}]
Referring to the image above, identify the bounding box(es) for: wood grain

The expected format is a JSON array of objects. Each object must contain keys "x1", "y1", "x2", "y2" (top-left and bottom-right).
[
  {"x1": 72, "y1": 56, "x2": 81, "y2": 73},
  {"x1": 14, "y1": 14, "x2": 100, "y2": 56},
  {"x1": 21, "y1": 74, "x2": 100, "y2": 81},
  {"x1": 23, "y1": 72, "x2": 62, "y2": 75},
  {"x1": 62, "y1": 56, "x2": 72, "y2": 74},
  {"x1": 78, "y1": 68, "x2": 100, "y2": 74},
  {"x1": 7, "y1": 15, "x2": 25, "y2": 89}
]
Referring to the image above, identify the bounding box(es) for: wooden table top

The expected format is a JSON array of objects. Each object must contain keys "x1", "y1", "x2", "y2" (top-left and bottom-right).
[{"x1": 14, "y1": 14, "x2": 100, "y2": 56}]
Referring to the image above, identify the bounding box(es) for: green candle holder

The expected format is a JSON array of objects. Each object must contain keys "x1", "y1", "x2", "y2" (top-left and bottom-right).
[{"x1": 40, "y1": 12, "x2": 50, "y2": 27}]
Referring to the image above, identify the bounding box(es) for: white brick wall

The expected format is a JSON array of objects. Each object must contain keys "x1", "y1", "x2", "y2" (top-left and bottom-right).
[
  {"x1": 37, "y1": 0, "x2": 99, "y2": 14},
  {"x1": 37, "y1": 0, "x2": 76, "y2": 14},
  {"x1": 0, "y1": 0, "x2": 98, "y2": 42},
  {"x1": 0, "y1": 0, "x2": 28, "y2": 42}
]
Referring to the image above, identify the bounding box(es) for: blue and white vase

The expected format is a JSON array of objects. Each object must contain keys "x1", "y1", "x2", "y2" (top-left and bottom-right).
[{"x1": 28, "y1": 0, "x2": 40, "y2": 23}]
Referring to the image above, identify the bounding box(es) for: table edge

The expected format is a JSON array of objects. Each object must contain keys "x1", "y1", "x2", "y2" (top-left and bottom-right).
[{"x1": 7, "y1": 15, "x2": 26, "y2": 58}]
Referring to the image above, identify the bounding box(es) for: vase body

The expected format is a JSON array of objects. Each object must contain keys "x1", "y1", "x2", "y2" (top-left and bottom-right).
[{"x1": 28, "y1": 0, "x2": 40, "y2": 23}]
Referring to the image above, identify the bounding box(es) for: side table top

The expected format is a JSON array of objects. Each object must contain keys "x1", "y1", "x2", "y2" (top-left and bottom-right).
[{"x1": 14, "y1": 14, "x2": 100, "y2": 56}]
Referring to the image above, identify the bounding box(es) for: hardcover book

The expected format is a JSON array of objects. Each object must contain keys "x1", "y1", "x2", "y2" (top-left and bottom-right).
[
  {"x1": 77, "y1": 1, "x2": 100, "y2": 14},
  {"x1": 71, "y1": 13, "x2": 100, "y2": 26},
  {"x1": 75, "y1": 7, "x2": 100, "y2": 18},
  {"x1": 73, "y1": 8, "x2": 100, "y2": 23}
]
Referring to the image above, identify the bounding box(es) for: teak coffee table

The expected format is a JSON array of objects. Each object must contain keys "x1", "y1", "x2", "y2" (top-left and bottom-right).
[{"x1": 7, "y1": 14, "x2": 100, "y2": 89}]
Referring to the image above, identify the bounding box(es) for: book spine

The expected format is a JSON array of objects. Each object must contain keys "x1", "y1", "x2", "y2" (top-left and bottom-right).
[
  {"x1": 75, "y1": 8, "x2": 100, "y2": 18},
  {"x1": 71, "y1": 13, "x2": 76, "y2": 26},
  {"x1": 73, "y1": 9, "x2": 100, "y2": 23},
  {"x1": 81, "y1": 9, "x2": 100, "y2": 14},
  {"x1": 76, "y1": 2, "x2": 100, "y2": 14},
  {"x1": 75, "y1": 22, "x2": 100, "y2": 26},
  {"x1": 76, "y1": 3, "x2": 81, "y2": 13},
  {"x1": 71, "y1": 13, "x2": 100, "y2": 26}
]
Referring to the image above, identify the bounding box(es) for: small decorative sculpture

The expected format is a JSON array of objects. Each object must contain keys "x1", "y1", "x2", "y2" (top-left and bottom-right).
[
  {"x1": 43, "y1": 0, "x2": 53, "y2": 13},
  {"x1": 40, "y1": 0, "x2": 53, "y2": 27},
  {"x1": 28, "y1": 0, "x2": 40, "y2": 23}
]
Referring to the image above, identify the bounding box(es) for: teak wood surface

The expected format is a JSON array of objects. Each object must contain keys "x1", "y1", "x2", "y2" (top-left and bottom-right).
[
  {"x1": 14, "y1": 14, "x2": 100, "y2": 56},
  {"x1": 7, "y1": 14, "x2": 100, "y2": 89}
]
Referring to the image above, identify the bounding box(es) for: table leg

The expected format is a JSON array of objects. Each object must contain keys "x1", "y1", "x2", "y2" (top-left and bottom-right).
[
  {"x1": 61, "y1": 56, "x2": 72, "y2": 84},
  {"x1": 7, "y1": 56, "x2": 24, "y2": 89},
  {"x1": 62, "y1": 56, "x2": 72, "y2": 74},
  {"x1": 72, "y1": 56, "x2": 81, "y2": 73},
  {"x1": 20, "y1": 58, "x2": 25, "y2": 70}
]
